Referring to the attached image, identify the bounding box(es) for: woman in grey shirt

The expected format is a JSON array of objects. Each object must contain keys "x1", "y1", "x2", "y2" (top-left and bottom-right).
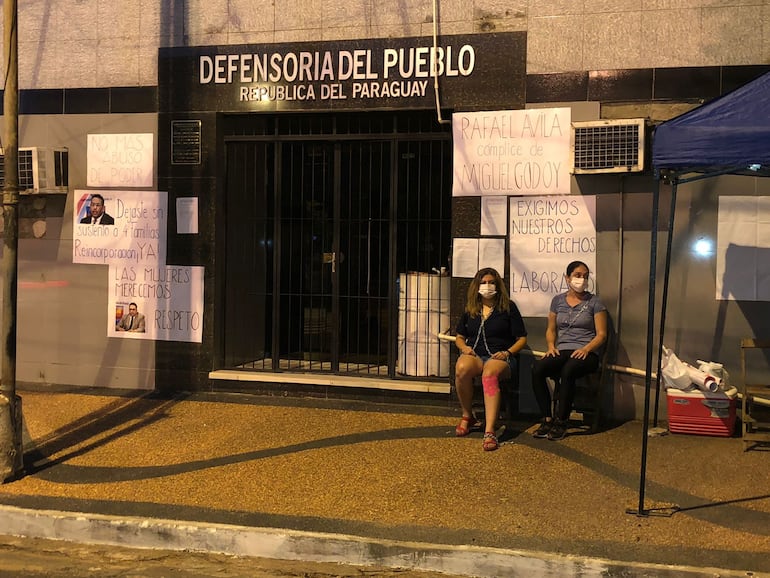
[{"x1": 531, "y1": 260, "x2": 607, "y2": 441}]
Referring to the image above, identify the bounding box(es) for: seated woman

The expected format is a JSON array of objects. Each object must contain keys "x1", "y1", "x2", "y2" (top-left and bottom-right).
[
  {"x1": 531, "y1": 260, "x2": 607, "y2": 441},
  {"x1": 455, "y1": 268, "x2": 527, "y2": 451}
]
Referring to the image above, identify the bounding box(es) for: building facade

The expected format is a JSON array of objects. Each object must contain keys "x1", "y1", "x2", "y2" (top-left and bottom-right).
[{"x1": 3, "y1": 1, "x2": 770, "y2": 420}]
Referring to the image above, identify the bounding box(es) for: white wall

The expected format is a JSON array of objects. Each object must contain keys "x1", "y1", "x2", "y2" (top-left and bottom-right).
[{"x1": 0, "y1": 114, "x2": 159, "y2": 390}]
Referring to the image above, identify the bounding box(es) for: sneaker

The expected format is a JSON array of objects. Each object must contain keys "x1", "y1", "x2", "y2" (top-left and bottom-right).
[
  {"x1": 532, "y1": 420, "x2": 553, "y2": 439},
  {"x1": 547, "y1": 420, "x2": 567, "y2": 441}
]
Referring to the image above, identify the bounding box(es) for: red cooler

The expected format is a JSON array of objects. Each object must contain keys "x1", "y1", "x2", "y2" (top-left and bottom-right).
[{"x1": 666, "y1": 388, "x2": 736, "y2": 437}]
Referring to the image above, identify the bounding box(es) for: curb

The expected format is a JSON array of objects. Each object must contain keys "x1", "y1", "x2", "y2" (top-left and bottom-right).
[{"x1": 1, "y1": 505, "x2": 764, "y2": 578}]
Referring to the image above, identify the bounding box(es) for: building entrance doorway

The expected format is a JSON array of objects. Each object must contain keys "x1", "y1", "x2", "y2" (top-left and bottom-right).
[{"x1": 221, "y1": 112, "x2": 451, "y2": 379}]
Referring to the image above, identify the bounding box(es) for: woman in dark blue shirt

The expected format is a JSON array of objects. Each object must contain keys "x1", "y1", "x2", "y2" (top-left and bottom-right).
[{"x1": 455, "y1": 268, "x2": 527, "y2": 451}]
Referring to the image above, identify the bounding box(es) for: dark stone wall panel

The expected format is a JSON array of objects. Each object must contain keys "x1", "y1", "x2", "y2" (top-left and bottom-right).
[
  {"x1": 588, "y1": 69, "x2": 653, "y2": 102},
  {"x1": 452, "y1": 197, "x2": 480, "y2": 238},
  {"x1": 654, "y1": 67, "x2": 720, "y2": 100},
  {"x1": 64, "y1": 88, "x2": 109, "y2": 114}
]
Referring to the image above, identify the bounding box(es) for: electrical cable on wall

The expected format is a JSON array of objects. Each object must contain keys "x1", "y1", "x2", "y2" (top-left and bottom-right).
[{"x1": 432, "y1": 0, "x2": 450, "y2": 125}]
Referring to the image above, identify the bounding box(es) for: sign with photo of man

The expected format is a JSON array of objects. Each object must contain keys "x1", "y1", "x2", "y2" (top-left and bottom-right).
[
  {"x1": 109, "y1": 265, "x2": 205, "y2": 343},
  {"x1": 72, "y1": 190, "x2": 167, "y2": 266}
]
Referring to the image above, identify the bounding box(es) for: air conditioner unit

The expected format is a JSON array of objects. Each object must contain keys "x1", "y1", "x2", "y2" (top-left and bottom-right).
[
  {"x1": 0, "y1": 147, "x2": 69, "y2": 193},
  {"x1": 571, "y1": 119, "x2": 645, "y2": 174}
]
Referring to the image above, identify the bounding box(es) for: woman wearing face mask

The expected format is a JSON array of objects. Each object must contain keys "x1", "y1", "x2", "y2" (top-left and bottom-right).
[
  {"x1": 531, "y1": 260, "x2": 608, "y2": 441},
  {"x1": 455, "y1": 268, "x2": 527, "y2": 451}
]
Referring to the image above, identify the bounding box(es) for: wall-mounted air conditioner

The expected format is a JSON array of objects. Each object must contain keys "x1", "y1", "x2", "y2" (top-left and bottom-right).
[
  {"x1": 0, "y1": 147, "x2": 69, "y2": 193},
  {"x1": 571, "y1": 119, "x2": 645, "y2": 174}
]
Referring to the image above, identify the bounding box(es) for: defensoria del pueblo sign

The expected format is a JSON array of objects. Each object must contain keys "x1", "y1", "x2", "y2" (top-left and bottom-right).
[{"x1": 160, "y1": 33, "x2": 526, "y2": 112}]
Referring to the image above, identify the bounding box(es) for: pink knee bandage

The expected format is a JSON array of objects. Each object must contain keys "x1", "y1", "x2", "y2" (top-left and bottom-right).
[{"x1": 482, "y1": 375, "x2": 500, "y2": 396}]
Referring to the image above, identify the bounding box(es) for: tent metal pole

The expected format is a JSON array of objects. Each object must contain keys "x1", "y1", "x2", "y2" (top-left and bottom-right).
[
  {"x1": 633, "y1": 176, "x2": 661, "y2": 516},
  {"x1": 677, "y1": 165, "x2": 750, "y2": 185},
  {"x1": 653, "y1": 179, "x2": 678, "y2": 427},
  {"x1": 615, "y1": 177, "x2": 625, "y2": 367}
]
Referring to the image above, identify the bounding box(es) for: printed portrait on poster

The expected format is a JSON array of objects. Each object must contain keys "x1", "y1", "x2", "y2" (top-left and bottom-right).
[
  {"x1": 73, "y1": 190, "x2": 167, "y2": 267},
  {"x1": 109, "y1": 265, "x2": 205, "y2": 343}
]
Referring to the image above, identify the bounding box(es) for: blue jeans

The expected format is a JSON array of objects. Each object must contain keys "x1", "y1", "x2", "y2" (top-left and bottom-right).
[{"x1": 477, "y1": 352, "x2": 519, "y2": 376}]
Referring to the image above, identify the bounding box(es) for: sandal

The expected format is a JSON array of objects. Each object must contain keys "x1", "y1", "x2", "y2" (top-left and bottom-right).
[
  {"x1": 482, "y1": 432, "x2": 499, "y2": 451},
  {"x1": 455, "y1": 415, "x2": 479, "y2": 437}
]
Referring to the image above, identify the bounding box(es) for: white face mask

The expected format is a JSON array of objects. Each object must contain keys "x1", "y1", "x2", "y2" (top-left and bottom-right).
[
  {"x1": 569, "y1": 277, "x2": 587, "y2": 293},
  {"x1": 479, "y1": 283, "x2": 497, "y2": 298}
]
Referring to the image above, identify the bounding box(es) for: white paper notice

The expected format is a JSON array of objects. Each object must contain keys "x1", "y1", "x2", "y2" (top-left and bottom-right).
[
  {"x1": 176, "y1": 197, "x2": 199, "y2": 234},
  {"x1": 481, "y1": 197, "x2": 508, "y2": 236},
  {"x1": 717, "y1": 196, "x2": 770, "y2": 301},
  {"x1": 509, "y1": 195, "x2": 597, "y2": 316},
  {"x1": 452, "y1": 238, "x2": 480, "y2": 278},
  {"x1": 452, "y1": 108, "x2": 571, "y2": 196},
  {"x1": 479, "y1": 238, "x2": 505, "y2": 273},
  {"x1": 87, "y1": 133, "x2": 154, "y2": 188}
]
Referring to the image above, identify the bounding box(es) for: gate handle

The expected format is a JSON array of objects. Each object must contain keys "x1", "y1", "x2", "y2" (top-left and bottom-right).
[{"x1": 323, "y1": 252, "x2": 336, "y2": 273}]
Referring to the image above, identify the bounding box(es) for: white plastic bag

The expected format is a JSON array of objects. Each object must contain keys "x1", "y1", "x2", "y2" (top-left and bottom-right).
[{"x1": 661, "y1": 346, "x2": 692, "y2": 390}]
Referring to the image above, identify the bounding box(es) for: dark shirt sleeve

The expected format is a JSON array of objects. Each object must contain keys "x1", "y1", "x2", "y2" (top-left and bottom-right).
[
  {"x1": 508, "y1": 300, "x2": 527, "y2": 338},
  {"x1": 456, "y1": 311, "x2": 470, "y2": 338}
]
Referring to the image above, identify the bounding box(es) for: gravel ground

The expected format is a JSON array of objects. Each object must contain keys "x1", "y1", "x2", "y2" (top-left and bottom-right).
[{"x1": 1, "y1": 390, "x2": 769, "y2": 576}]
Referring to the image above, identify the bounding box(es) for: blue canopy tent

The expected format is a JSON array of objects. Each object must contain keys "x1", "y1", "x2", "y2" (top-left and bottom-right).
[
  {"x1": 654, "y1": 71, "x2": 770, "y2": 176},
  {"x1": 634, "y1": 71, "x2": 770, "y2": 515}
]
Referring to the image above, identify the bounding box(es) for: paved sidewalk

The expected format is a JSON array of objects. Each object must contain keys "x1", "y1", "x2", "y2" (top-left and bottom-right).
[{"x1": 1, "y1": 388, "x2": 769, "y2": 577}]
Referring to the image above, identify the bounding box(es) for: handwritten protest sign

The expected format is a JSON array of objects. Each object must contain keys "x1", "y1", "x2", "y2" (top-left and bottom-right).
[
  {"x1": 88, "y1": 133, "x2": 154, "y2": 188},
  {"x1": 108, "y1": 265, "x2": 205, "y2": 343},
  {"x1": 509, "y1": 195, "x2": 596, "y2": 316},
  {"x1": 452, "y1": 108, "x2": 571, "y2": 196},
  {"x1": 72, "y1": 190, "x2": 167, "y2": 266}
]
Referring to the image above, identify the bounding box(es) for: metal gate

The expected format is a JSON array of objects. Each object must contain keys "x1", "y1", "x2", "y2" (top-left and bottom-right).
[{"x1": 222, "y1": 112, "x2": 451, "y2": 378}]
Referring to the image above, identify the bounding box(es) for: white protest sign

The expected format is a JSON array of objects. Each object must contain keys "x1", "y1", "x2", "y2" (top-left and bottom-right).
[
  {"x1": 509, "y1": 195, "x2": 596, "y2": 317},
  {"x1": 73, "y1": 190, "x2": 167, "y2": 266},
  {"x1": 108, "y1": 265, "x2": 205, "y2": 343},
  {"x1": 452, "y1": 108, "x2": 571, "y2": 196},
  {"x1": 88, "y1": 133, "x2": 154, "y2": 188},
  {"x1": 717, "y1": 196, "x2": 770, "y2": 301}
]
